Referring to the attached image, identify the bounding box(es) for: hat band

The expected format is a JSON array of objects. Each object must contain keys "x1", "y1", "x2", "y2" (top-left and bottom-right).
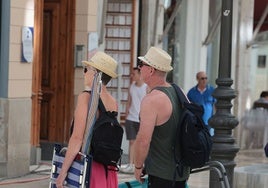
[
  {"x1": 143, "y1": 56, "x2": 152, "y2": 66},
  {"x1": 143, "y1": 56, "x2": 164, "y2": 71}
]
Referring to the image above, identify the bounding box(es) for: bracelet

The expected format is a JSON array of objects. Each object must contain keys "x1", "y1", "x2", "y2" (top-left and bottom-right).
[{"x1": 135, "y1": 165, "x2": 143, "y2": 170}]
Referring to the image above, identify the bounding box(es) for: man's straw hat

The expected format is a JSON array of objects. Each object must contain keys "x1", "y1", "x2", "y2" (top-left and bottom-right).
[
  {"x1": 138, "y1": 47, "x2": 173, "y2": 72},
  {"x1": 82, "y1": 51, "x2": 118, "y2": 78}
]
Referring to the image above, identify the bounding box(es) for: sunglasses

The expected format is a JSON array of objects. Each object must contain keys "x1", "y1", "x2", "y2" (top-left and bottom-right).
[
  {"x1": 200, "y1": 77, "x2": 208, "y2": 80},
  {"x1": 84, "y1": 67, "x2": 88, "y2": 73},
  {"x1": 137, "y1": 61, "x2": 150, "y2": 69},
  {"x1": 84, "y1": 66, "x2": 97, "y2": 73}
]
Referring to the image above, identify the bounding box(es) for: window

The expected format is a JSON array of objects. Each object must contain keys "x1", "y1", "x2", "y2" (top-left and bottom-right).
[
  {"x1": 105, "y1": 0, "x2": 134, "y2": 121},
  {"x1": 257, "y1": 55, "x2": 266, "y2": 68}
]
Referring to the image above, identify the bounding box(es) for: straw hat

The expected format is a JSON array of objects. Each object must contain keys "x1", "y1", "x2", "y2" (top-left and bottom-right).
[
  {"x1": 82, "y1": 51, "x2": 118, "y2": 78},
  {"x1": 138, "y1": 47, "x2": 173, "y2": 72}
]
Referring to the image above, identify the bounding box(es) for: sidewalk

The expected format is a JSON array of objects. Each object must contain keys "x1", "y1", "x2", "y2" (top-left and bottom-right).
[
  {"x1": 0, "y1": 161, "x2": 134, "y2": 188},
  {"x1": 0, "y1": 162, "x2": 51, "y2": 188},
  {"x1": 0, "y1": 149, "x2": 267, "y2": 188}
]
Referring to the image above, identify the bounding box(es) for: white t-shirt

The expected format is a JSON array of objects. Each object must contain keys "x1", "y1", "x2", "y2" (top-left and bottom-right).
[{"x1": 126, "y1": 82, "x2": 147, "y2": 122}]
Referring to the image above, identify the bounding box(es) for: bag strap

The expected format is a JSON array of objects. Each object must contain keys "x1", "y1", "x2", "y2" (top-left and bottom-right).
[
  {"x1": 98, "y1": 98, "x2": 107, "y2": 113},
  {"x1": 171, "y1": 83, "x2": 190, "y2": 106},
  {"x1": 171, "y1": 83, "x2": 187, "y2": 179}
]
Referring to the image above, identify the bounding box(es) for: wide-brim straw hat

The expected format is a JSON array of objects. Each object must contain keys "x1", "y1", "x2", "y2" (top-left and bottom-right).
[
  {"x1": 138, "y1": 47, "x2": 173, "y2": 72},
  {"x1": 82, "y1": 51, "x2": 118, "y2": 78}
]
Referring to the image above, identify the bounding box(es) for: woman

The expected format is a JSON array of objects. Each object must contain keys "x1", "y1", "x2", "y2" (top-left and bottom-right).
[{"x1": 56, "y1": 51, "x2": 118, "y2": 188}]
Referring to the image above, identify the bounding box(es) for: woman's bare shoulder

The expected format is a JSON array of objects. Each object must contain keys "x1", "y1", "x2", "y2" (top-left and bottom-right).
[{"x1": 101, "y1": 94, "x2": 117, "y2": 112}]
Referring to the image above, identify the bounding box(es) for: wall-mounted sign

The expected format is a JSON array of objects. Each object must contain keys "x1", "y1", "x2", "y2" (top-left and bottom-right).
[
  {"x1": 21, "y1": 27, "x2": 33, "y2": 63},
  {"x1": 88, "y1": 32, "x2": 98, "y2": 60},
  {"x1": 75, "y1": 45, "x2": 85, "y2": 67}
]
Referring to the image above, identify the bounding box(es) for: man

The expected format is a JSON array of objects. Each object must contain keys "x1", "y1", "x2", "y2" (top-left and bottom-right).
[
  {"x1": 187, "y1": 71, "x2": 216, "y2": 136},
  {"x1": 134, "y1": 47, "x2": 190, "y2": 188},
  {"x1": 121, "y1": 67, "x2": 147, "y2": 173}
]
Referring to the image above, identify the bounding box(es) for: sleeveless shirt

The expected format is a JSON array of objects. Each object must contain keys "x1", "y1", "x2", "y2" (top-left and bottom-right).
[{"x1": 144, "y1": 86, "x2": 190, "y2": 181}]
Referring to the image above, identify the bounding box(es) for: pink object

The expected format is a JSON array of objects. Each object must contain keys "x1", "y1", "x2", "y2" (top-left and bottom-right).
[{"x1": 90, "y1": 161, "x2": 118, "y2": 188}]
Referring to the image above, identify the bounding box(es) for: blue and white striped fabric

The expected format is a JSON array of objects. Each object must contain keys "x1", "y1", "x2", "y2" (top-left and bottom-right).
[
  {"x1": 50, "y1": 145, "x2": 92, "y2": 188},
  {"x1": 81, "y1": 72, "x2": 102, "y2": 154},
  {"x1": 50, "y1": 144, "x2": 92, "y2": 188}
]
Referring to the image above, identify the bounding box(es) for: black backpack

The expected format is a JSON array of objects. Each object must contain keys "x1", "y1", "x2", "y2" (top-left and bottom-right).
[
  {"x1": 171, "y1": 83, "x2": 213, "y2": 177},
  {"x1": 90, "y1": 99, "x2": 124, "y2": 170}
]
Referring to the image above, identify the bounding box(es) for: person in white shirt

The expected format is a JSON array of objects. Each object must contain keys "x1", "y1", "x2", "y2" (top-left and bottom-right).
[{"x1": 120, "y1": 67, "x2": 147, "y2": 174}]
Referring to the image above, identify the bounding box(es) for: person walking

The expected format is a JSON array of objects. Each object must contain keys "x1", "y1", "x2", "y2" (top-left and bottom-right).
[
  {"x1": 120, "y1": 67, "x2": 147, "y2": 174},
  {"x1": 56, "y1": 51, "x2": 119, "y2": 188},
  {"x1": 134, "y1": 47, "x2": 190, "y2": 188},
  {"x1": 187, "y1": 71, "x2": 216, "y2": 136}
]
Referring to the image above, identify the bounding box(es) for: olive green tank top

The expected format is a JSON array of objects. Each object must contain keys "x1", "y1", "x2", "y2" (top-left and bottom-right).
[{"x1": 144, "y1": 86, "x2": 190, "y2": 181}]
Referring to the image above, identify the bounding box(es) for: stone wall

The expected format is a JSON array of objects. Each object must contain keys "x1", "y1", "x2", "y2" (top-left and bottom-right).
[
  {"x1": 0, "y1": 98, "x2": 31, "y2": 178},
  {"x1": 0, "y1": 99, "x2": 8, "y2": 177}
]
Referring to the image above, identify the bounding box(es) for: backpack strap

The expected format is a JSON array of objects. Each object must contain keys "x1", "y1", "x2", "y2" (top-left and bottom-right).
[
  {"x1": 98, "y1": 98, "x2": 118, "y2": 117},
  {"x1": 98, "y1": 98, "x2": 107, "y2": 113},
  {"x1": 171, "y1": 83, "x2": 190, "y2": 105},
  {"x1": 171, "y1": 83, "x2": 187, "y2": 179}
]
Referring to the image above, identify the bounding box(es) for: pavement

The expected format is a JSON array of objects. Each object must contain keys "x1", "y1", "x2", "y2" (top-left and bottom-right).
[
  {"x1": 0, "y1": 149, "x2": 267, "y2": 188},
  {"x1": 0, "y1": 160, "x2": 135, "y2": 188}
]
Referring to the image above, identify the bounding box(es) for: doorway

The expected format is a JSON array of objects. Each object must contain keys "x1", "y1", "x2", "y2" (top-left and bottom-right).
[{"x1": 32, "y1": 0, "x2": 75, "y2": 160}]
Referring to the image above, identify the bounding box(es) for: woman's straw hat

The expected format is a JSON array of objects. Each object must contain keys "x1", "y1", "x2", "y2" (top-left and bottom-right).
[
  {"x1": 82, "y1": 51, "x2": 118, "y2": 78},
  {"x1": 138, "y1": 47, "x2": 173, "y2": 72}
]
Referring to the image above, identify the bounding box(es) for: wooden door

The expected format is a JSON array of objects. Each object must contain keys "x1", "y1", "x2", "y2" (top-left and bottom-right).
[
  {"x1": 40, "y1": 2, "x2": 60, "y2": 141},
  {"x1": 32, "y1": 0, "x2": 75, "y2": 149}
]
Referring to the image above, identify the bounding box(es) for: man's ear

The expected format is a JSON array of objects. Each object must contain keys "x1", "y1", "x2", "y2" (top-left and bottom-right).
[{"x1": 150, "y1": 68, "x2": 155, "y2": 76}]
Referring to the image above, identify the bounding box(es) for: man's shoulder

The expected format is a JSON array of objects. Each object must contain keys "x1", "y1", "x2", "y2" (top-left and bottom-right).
[
  {"x1": 130, "y1": 82, "x2": 136, "y2": 88},
  {"x1": 188, "y1": 86, "x2": 198, "y2": 94},
  {"x1": 206, "y1": 85, "x2": 215, "y2": 93},
  {"x1": 143, "y1": 89, "x2": 170, "y2": 103},
  {"x1": 142, "y1": 89, "x2": 173, "y2": 116},
  {"x1": 148, "y1": 88, "x2": 166, "y2": 97},
  {"x1": 207, "y1": 84, "x2": 215, "y2": 89}
]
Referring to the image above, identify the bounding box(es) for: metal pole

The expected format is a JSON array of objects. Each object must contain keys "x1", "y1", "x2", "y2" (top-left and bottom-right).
[
  {"x1": 209, "y1": 0, "x2": 240, "y2": 187},
  {"x1": 218, "y1": 0, "x2": 232, "y2": 78}
]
